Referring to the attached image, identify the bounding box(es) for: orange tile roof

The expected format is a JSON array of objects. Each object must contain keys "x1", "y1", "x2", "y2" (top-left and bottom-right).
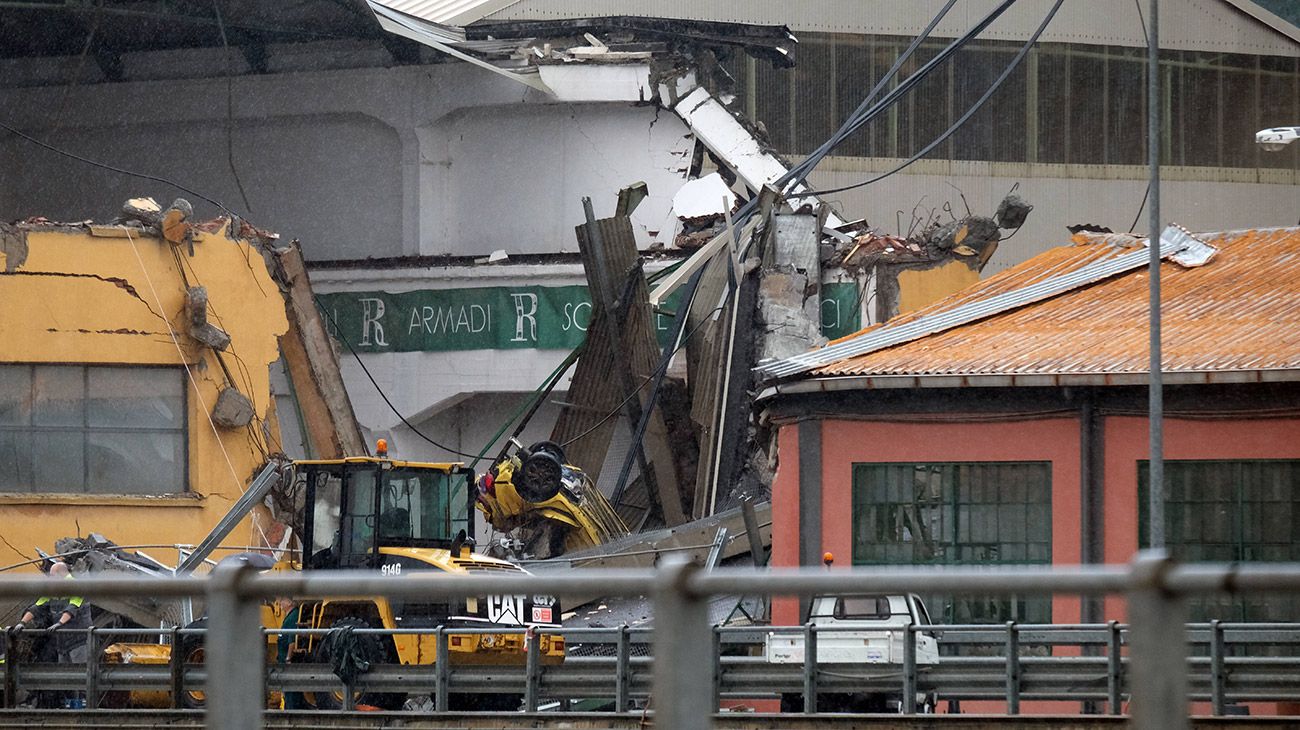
[{"x1": 810, "y1": 227, "x2": 1300, "y2": 380}]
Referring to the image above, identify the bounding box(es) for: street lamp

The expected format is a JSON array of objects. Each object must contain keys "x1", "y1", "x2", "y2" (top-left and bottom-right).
[{"x1": 1256, "y1": 126, "x2": 1300, "y2": 152}]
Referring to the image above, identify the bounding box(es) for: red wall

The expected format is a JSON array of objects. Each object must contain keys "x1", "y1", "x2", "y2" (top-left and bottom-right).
[
  {"x1": 771, "y1": 416, "x2": 1082, "y2": 625},
  {"x1": 1100, "y1": 415, "x2": 1300, "y2": 619}
]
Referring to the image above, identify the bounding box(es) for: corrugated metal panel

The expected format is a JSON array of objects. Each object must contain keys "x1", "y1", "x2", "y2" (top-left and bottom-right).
[
  {"x1": 803, "y1": 227, "x2": 1300, "y2": 378},
  {"x1": 374, "y1": 0, "x2": 525, "y2": 27},
  {"x1": 482, "y1": 0, "x2": 1300, "y2": 55}
]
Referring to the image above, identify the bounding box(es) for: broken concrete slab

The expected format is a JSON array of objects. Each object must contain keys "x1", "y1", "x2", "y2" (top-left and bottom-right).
[
  {"x1": 0, "y1": 221, "x2": 27, "y2": 272},
  {"x1": 212, "y1": 387, "x2": 255, "y2": 428},
  {"x1": 672, "y1": 172, "x2": 735, "y2": 221},
  {"x1": 186, "y1": 286, "x2": 232, "y2": 351}
]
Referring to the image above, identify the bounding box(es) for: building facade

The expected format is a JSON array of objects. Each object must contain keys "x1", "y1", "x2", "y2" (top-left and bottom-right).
[{"x1": 761, "y1": 226, "x2": 1300, "y2": 631}]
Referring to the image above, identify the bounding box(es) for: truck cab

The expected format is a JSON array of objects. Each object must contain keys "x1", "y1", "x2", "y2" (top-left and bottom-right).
[{"x1": 767, "y1": 593, "x2": 939, "y2": 713}]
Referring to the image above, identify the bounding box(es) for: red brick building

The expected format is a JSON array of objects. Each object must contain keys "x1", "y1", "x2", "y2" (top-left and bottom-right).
[{"x1": 759, "y1": 227, "x2": 1300, "y2": 629}]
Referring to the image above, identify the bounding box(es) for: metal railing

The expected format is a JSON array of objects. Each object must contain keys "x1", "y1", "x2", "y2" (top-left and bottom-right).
[
  {"x1": 3, "y1": 551, "x2": 1300, "y2": 729},
  {"x1": 7, "y1": 622, "x2": 1300, "y2": 715}
]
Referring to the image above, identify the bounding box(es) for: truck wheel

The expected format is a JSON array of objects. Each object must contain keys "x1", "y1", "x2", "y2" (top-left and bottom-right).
[
  {"x1": 526, "y1": 440, "x2": 566, "y2": 463},
  {"x1": 311, "y1": 617, "x2": 405, "y2": 711},
  {"x1": 177, "y1": 618, "x2": 208, "y2": 709}
]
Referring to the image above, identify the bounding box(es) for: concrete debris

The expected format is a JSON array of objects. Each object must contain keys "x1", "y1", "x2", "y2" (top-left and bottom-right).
[
  {"x1": 186, "y1": 286, "x2": 232, "y2": 351},
  {"x1": 996, "y1": 194, "x2": 1034, "y2": 230},
  {"x1": 672, "y1": 172, "x2": 735, "y2": 220},
  {"x1": 212, "y1": 386, "x2": 255, "y2": 428},
  {"x1": 53, "y1": 534, "x2": 190, "y2": 628},
  {"x1": 926, "y1": 215, "x2": 1000, "y2": 260},
  {"x1": 120, "y1": 197, "x2": 162, "y2": 227},
  {"x1": 161, "y1": 198, "x2": 195, "y2": 254},
  {"x1": 757, "y1": 213, "x2": 826, "y2": 362},
  {"x1": 0, "y1": 221, "x2": 28, "y2": 272}
]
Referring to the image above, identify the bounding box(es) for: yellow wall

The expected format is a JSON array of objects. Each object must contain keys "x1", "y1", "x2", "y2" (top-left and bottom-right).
[
  {"x1": 0, "y1": 222, "x2": 288, "y2": 573},
  {"x1": 894, "y1": 259, "x2": 982, "y2": 316}
]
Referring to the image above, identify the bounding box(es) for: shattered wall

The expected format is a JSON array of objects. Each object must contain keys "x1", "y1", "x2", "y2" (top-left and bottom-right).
[{"x1": 0, "y1": 218, "x2": 288, "y2": 573}]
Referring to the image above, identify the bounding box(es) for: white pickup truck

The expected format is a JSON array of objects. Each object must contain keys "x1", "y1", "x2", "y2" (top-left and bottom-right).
[{"x1": 766, "y1": 594, "x2": 939, "y2": 712}]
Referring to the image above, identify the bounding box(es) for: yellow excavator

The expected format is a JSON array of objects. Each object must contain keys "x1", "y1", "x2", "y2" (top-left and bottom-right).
[
  {"x1": 474, "y1": 440, "x2": 627, "y2": 560},
  {"x1": 104, "y1": 445, "x2": 564, "y2": 711}
]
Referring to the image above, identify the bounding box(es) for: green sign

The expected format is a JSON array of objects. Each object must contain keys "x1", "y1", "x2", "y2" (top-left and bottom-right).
[
  {"x1": 319, "y1": 283, "x2": 860, "y2": 353},
  {"x1": 820, "y1": 282, "x2": 863, "y2": 341}
]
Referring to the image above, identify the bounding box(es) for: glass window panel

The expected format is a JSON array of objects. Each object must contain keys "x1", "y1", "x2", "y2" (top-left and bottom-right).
[
  {"x1": 1106, "y1": 47, "x2": 1146, "y2": 165},
  {"x1": 1259, "y1": 56, "x2": 1297, "y2": 170},
  {"x1": 88, "y1": 368, "x2": 183, "y2": 429},
  {"x1": 0, "y1": 431, "x2": 31, "y2": 489},
  {"x1": 1036, "y1": 47, "x2": 1070, "y2": 163},
  {"x1": 31, "y1": 431, "x2": 85, "y2": 493},
  {"x1": 988, "y1": 47, "x2": 1028, "y2": 163},
  {"x1": 1069, "y1": 49, "x2": 1106, "y2": 164},
  {"x1": 754, "y1": 61, "x2": 792, "y2": 152},
  {"x1": 951, "y1": 47, "x2": 1000, "y2": 161},
  {"x1": 793, "y1": 38, "x2": 835, "y2": 155},
  {"x1": 1178, "y1": 52, "x2": 1222, "y2": 167},
  {"x1": 852, "y1": 461, "x2": 1051, "y2": 625},
  {"x1": 87, "y1": 431, "x2": 184, "y2": 494},
  {"x1": 834, "y1": 37, "x2": 874, "y2": 157},
  {"x1": 1220, "y1": 54, "x2": 1259, "y2": 168},
  {"x1": 902, "y1": 42, "x2": 953, "y2": 160},
  {"x1": 0, "y1": 366, "x2": 32, "y2": 426},
  {"x1": 31, "y1": 366, "x2": 83, "y2": 427}
]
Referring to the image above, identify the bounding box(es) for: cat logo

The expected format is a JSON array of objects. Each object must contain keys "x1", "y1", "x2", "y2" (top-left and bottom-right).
[{"x1": 486, "y1": 594, "x2": 525, "y2": 624}]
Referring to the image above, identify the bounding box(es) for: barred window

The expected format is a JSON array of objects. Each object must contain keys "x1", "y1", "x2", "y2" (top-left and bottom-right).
[
  {"x1": 0, "y1": 364, "x2": 187, "y2": 494},
  {"x1": 852, "y1": 462, "x2": 1052, "y2": 624},
  {"x1": 742, "y1": 35, "x2": 1298, "y2": 173},
  {"x1": 1140, "y1": 460, "x2": 1300, "y2": 621}
]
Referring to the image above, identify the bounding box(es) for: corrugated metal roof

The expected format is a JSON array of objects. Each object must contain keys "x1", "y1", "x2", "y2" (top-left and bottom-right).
[
  {"x1": 373, "y1": 0, "x2": 525, "y2": 27},
  {"x1": 805, "y1": 227, "x2": 1300, "y2": 380}
]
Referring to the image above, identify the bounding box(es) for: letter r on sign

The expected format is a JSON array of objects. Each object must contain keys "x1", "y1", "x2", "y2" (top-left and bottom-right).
[
  {"x1": 511, "y1": 293, "x2": 538, "y2": 342},
  {"x1": 360, "y1": 298, "x2": 389, "y2": 346}
]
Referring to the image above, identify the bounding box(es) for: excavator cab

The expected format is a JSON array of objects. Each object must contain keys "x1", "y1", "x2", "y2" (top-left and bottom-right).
[
  {"x1": 287, "y1": 454, "x2": 564, "y2": 711},
  {"x1": 299, "y1": 457, "x2": 474, "y2": 570}
]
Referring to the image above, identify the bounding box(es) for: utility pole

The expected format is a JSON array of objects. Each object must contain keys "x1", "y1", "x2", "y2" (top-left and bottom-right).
[{"x1": 1147, "y1": 0, "x2": 1165, "y2": 549}]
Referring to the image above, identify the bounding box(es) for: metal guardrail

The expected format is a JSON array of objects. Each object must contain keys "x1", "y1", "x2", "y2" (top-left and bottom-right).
[
  {"x1": 3, "y1": 552, "x2": 1300, "y2": 729},
  {"x1": 8, "y1": 622, "x2": 1300, "y2": 715}
]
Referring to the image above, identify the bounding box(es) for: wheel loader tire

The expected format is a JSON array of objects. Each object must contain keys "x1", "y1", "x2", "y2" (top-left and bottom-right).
[
  {"x1": 517, "y1": 451, "x2": 563, "y2": 502},
  {"x1": 311, "y1": 617, "x2": 405, "y2": 711},
  {"x1": 177, "y1": 618, "x2": 208, "y2": 710}
]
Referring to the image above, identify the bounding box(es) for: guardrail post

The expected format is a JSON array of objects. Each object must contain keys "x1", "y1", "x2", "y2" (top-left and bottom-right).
[
  {"x1": 1107, "y1": 620, "x2": 1123, "y2": 715},
  {"x1": 434, "y1": 626, "x2": 448, "y2": 711},
  {"x1": 615, "y1": 624, "x2": 630, "y2": 713},
  {"x1": 85, "y1": 626, "x2": 99, "y2": 709},
  {"x1": 169, "y1": 626, "x2": 183, "y2": 709},
  {"x1": 802, "y1": 622, "x2": 817, "y2": 714},
  {"x1": 653, "y1": 556, "x2": 712, "y2": 730},
  {"x1": 206, "y1": 560, "x2": 264, "y2": 730},
  {"x1": 903, "y1": 624, "x2": 917, "y2": 714},
  {"x1": 524, "y1": 627, "x2": 540, "y2": 712},
  {"x1": 1, "y1": 630, "x2": 14, "y2": 708},
  {"x1": 1006, "y1": 621, "x2": 1021, "y2": 715},
  {"x1": 1209, "y1": 620, "x2": 1225, "y2": 716},
  {"x1": 1127, "y1": 550, "x2": 1190, "y2": 730}
]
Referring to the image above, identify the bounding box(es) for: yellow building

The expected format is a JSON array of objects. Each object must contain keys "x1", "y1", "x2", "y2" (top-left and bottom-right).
[{"x1": 0, "y1": 209, "x2": 289, "y2": 574}]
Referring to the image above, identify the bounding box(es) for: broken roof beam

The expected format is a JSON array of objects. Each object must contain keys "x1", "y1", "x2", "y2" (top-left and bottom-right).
[
  {"x1": 649, "y1": 219, "x2": 757, "y2": 308},
  {"x1": 672, "y1": 87, "x2": 843, "y2": 229},
  {"x1": 272, "y1": 242, "x2": 368, "y2": 458}
]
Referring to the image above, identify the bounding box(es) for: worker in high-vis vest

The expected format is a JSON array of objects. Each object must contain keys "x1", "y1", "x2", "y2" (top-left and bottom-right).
[{"x1": 10, "y1": 561, "x2": 90, "y2": 707}]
